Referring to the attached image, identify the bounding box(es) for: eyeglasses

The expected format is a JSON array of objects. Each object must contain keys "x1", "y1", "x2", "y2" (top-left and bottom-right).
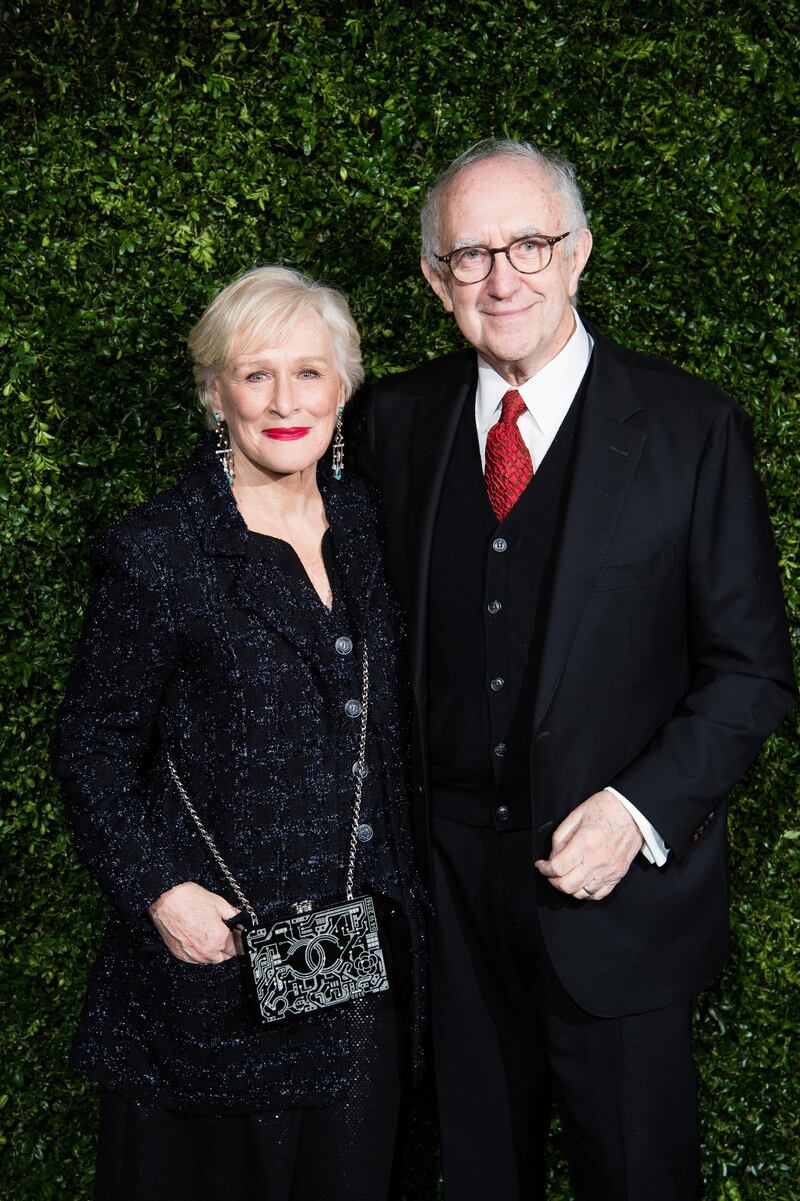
[{"x1": 435, "y1": 232, "x2": 571, "y2": 283}]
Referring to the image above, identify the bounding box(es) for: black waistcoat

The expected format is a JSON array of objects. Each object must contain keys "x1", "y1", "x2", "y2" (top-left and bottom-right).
[{"x1": 428, "y1": 372, "x2": 588, "y2": 828}]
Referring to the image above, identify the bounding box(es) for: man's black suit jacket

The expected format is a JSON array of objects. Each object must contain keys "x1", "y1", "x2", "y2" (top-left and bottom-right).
[{"x1": 363, "y1": 325, "x2": 795, "y2": 1017}]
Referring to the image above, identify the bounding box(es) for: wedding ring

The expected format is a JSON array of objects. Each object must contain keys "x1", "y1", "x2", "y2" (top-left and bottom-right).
[{"x1": 582, "y1": 883, "x2": 597, "y2": 897}]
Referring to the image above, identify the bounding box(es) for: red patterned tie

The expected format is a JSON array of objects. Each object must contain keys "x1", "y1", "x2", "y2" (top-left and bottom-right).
[{"x1": 484, "y1": 389, "x2": 534, "y2": 522}]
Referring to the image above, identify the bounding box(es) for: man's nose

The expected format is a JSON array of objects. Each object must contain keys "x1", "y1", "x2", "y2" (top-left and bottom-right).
[{"x1": 486, "y1": 251, "x2": 522, "y2": 295}]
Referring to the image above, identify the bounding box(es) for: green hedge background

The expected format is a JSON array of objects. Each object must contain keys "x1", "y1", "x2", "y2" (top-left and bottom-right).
[{"x1": 2, "y1": 2, "x2": 798, "y2": 1197}]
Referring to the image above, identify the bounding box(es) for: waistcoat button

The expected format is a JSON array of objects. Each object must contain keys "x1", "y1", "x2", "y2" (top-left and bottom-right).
[
  {"x1": 492, "y1": 537, "x2": 508, "y2": 553},
  {"x1": 490, "y1": 677, "x2": 505, "y2": 691},
  {"x1": 494, "y1": 742, "x2": 507, "y2": 757},
  {"x1": 487, "y1": 599, "x2": 502, "y2": 614},
  {"x1": 495, "y1": 805, "x2": 510, "y2": 822}
]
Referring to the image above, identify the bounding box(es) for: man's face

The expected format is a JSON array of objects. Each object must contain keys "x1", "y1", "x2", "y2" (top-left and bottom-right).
[{"x1": 422, "y1": 156, "x2": 592, "y2": 384}]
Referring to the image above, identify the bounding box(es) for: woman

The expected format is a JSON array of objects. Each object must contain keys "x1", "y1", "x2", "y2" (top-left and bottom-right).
[{"x1": 52, "y1": 266, "x2": 424, "y2": 1201}]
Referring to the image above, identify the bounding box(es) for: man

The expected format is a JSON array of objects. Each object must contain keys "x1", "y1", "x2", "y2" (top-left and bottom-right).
[{"x1": 362, "y1": 139, "x2": 795, "y2": 1201}]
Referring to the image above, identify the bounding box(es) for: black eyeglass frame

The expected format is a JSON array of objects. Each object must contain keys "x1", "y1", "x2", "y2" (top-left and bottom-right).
[{"x1": 435, "y1": 231, "x2": 571, "y2": 282}]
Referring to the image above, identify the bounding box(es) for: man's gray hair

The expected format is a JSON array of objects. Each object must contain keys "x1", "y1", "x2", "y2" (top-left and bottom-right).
[{"x1": 420, "y1": 138, "x2": 588, "y2": 274}]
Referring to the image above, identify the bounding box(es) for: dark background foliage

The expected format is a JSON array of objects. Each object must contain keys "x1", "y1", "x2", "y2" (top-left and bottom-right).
[{"x1": 1, "y1": 1, "x2": 797, "y2": 1197}]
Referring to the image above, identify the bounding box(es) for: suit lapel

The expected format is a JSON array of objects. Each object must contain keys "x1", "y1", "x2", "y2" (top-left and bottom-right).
[
  {"x1": 227, "y1": 544, "x2": 325, "y2": 656},
  {"x1": 178, "y1": 438, "x2": 373, "y2": 659},
  {"x1": 229, "y1": 468, "x2": 380, "y2": 655},
  {"x1": 533, "y1": 339, "x2": 648, "y2": 730},
  {"x1": 321, "y1": 469, "x2": 380, "y2": 644},
  {"x1": 178, "y1": 438, "x2": 313, "y2": 654},
  {"x1": 406, "y1": 356, "x2": 476, "y2": 691}
]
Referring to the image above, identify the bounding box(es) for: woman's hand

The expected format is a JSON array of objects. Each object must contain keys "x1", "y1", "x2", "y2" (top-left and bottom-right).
[{"x1": 148, "y1": 881, "x2": 241, "y2": 963}]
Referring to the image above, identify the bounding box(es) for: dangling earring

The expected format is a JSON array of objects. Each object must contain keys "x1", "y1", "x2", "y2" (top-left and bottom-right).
[
  {"x1": 212, "y1": 411, "x2": 235, "y2": 485},
  {"x1": 332, "y1": 403, "x2": 345, "y2": 481}
]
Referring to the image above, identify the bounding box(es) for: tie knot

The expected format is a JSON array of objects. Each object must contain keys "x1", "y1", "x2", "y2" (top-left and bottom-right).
[{"x1": 500, "y1": 389, "x2": 526, "y2": 425}]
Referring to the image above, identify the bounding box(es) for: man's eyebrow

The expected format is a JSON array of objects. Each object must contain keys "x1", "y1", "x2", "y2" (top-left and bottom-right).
[
  {"x1": 448, "y1": 237, "x2": 484, "y2": 250},
  {"x1": 447, "y1": 227, "x2": 543, "y2": 251}
]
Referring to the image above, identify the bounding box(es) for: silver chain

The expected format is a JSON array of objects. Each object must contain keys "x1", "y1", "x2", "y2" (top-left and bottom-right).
[
  {"x1": 345, "y1": 648, "x2": 369, "y2": 901},
  {"x1": 166, "y1": 646, "x2": 370, "y2": 922},
  {"x1": 165, "y1": 755, "x2": 260, "y2": 926}
]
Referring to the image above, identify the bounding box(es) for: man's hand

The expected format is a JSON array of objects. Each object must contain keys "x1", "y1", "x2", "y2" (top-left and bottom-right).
[
  {"x1": 148, "y1": 881, "x2": 240, "y2": 962},
  {"x1": 534, "y1": 790, "x2": 644, "y2": 901}
]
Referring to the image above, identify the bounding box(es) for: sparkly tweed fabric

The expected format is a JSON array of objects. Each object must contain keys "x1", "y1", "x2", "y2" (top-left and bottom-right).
[
  {"x1": 52, "y1": 433, "x2": 426, "y2": 1114},
  {"x1": 484, "y1": 389, "x2": 534, "y2": 522}
]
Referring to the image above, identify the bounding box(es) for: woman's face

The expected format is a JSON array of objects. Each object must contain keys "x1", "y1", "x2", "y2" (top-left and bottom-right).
[{"x1": 211, "y1": 309, "x2": 344, "y2": 482}]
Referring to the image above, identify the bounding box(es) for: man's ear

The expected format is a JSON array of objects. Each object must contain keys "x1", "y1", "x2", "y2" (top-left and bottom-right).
[
  {"x1": 568, "y1": 228, "x2": 593, "y2": 298},
  {"x1": 421, "y1": 256, "x2": 455, "y2": 313}
]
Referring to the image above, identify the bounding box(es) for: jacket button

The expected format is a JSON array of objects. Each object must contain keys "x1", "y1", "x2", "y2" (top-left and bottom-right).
[
  {"x1": 335, "y1": 636, "x2": 353, "y2": 655},
  {"x1": 495, "y1": 805, "x2": 510, "y2": 822},
  {"x1": 492, "y1": 537, "x2": 508, "y2": 553},
  {"x1": 352, "y1": 759, "x2": 369, "y2": 779},
  {"x1": 356, "y1": 823, "x2": 373, "y2": 843},
  {"x1": 344, "y1": 698, "x2": 362, "y2": 718},
  {"x1": 494, "y1": 742, "x2": 507, "y2": 758},
  {"x1": 487, "y1": 599, "x2": 502, "y2": 614},
  {"x1": 490, "y1": 677, "x2": 505, "y2": 691}
]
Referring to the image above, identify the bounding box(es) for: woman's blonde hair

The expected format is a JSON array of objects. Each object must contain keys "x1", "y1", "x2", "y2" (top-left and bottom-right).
[{"x1": 188, "y1": 265, "x2": 364, "y2": 421}]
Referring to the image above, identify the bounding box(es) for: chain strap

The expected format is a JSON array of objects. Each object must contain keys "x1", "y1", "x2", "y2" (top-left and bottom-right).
[
  {"x1": 166, "y1": 646, "x2": 370, "y2": 923},
  {"x1": 345, "y1": 648, "x2": 369, "y2": 901},
  {"x1": 166, "y1": 756, "x2": 260, "y2": 926}
]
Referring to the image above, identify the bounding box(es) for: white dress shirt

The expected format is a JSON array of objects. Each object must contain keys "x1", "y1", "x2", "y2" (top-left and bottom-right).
[
  {"x1": 476, "y1": 315, "x2": 593, "y2": 470},
  {"x1": 475, "y1": 316, "x2": 669, "y2": 867}
]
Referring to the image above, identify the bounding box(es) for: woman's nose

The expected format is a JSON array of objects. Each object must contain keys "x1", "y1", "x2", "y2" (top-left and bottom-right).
[{"x1": 269, "y1": 378, "x2": 297, "y2": 416}]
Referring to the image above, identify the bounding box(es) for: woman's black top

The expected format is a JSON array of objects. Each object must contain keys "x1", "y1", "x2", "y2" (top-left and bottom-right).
[{"x1": 52, "y1": 434, "x2": 425, "y2": 1114}]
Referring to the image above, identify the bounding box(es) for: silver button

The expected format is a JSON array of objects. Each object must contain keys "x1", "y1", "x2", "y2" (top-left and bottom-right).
[
  {"x1": 495, "y1": 805, "x2": 510, "y2": 822},
  {"x1": 494, "y1": 742, "x2": 507, "y2": 757},
  {"x1": 487, "y1": 599, "x2": 502, "y2": 615},
  {"x1": 356, "y1": 823, "x2": 373, "y2": 843},
  {"x1": 335, "y1": 636, "x2": 353, "y2": 655},
  {"x1": 344, "y1": 698, "x2": 362, "y2": 718},
  {"x1": 352, "y1": 760, "x2": 369, "y2": 779},
  {"x1": 490, "y1": 677, "x2": 505, "y2": 691},
  {"x1": 492, "y1": 537, "x2": 508, "y2": 553}
]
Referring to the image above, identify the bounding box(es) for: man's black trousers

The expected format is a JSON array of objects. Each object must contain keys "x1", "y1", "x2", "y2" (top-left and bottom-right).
[{"x1": 430, "y1": 814, "x2": 702, "y2": 1201}]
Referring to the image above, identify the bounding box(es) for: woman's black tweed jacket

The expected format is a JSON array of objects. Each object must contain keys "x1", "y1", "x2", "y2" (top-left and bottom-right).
[{"x1": 52, "y1": 434, "x2": 426, "y2": 1114}]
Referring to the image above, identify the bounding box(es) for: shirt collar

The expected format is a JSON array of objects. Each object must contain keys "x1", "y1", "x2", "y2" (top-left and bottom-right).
[{"x1": 476, "y1": 315, "x2": 593, "y2": 438}]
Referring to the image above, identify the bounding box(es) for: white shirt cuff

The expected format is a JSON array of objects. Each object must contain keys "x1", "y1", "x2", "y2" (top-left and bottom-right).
[{"x1": 604, "y1": 787, "x2": 670, "y2": 866}]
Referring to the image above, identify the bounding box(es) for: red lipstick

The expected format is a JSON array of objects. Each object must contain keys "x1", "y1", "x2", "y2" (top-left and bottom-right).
[{"x1": 264, "y1": 427, "x2": 311, "y2": 441}]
